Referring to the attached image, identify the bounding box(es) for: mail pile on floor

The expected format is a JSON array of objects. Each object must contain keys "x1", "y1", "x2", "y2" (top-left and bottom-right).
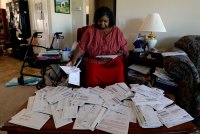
[{"x1": 9, "y1": 83, "x2": 194, "y2": 134}]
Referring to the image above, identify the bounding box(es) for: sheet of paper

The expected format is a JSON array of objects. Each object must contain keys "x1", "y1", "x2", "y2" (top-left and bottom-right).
[
  {"x1": 72, "y1": 93, "x2": 103, "y2": 105},
  {"x1": 88, "y1": 86, "x2": 105, "y2": 95},
  {"x1": 60, "y1": 66, "x2": 80, "y2": 74},
  {"x1": 153, "y1": 67, "x2": 173, "y2": 81},
  {"x1": 35, "y1": 86, "x2": 57, "y2": 97},
  {"x1": 27, "y1": 96, "x2": 35, "y2": 113},
  {"x1": 50, "y1": 104, "x2": 73, "y2": 129},
  {"x1": 68, "y1": 71, "x2": 80, "y2": 86},
  {"x1": 132, "y1": 103, "x2": 162, "y2": 128},
  {"x1": 56, "y1": 98, "x2": 66, "y2": 111},
  {"x1": 9, "y1": 108, "x2": 50, "y2": 130},
  {"x1": 73, "y1": 106, "x2": 89, "y2": 130},
  {"x1": 45, "y1": 87, "x2": 73, "y2": 104},
  {"x1": 100, "y1": 90, "x2": 121, "y2": 108},
  {"x1": 161, "y1": 50, "x2": 187, "y2": 57},
  {"x1": 80, "y1": 105, "x2": 107, "y2": 131},
  {"x1": 131, "y1": 84, "x2": 164, "y2": 99},
  {"x1": 96, "y1": 110, "x2": 129, "y2": 134},
  {"x1": 62, "y1": 100, "x2": 79, "y2": 119},
  {"x1": 152, "y1": 96, "x2": 173, "y2": 111},
  {"x1": 114, "y1": 83, "x2": 134, "y2": 99},
  {"x1": 157, "y1": 104, "x2": 194, "y2": 128},
  {"x1": 164, "y1": 115, "x2": 194, "y2": 128},
  {"x1": 122, "y1": 100, "x2": 137, "y2": 123},
  {"x1": 31, "y1": 91, "x2": 51, "y2": 114},
  {"x1": 131, "y1": 93, "x2": 161, "y2": 106},
  {"x1": 101, "y1": 83, "x2": 133, "y2": 108},
  {"x1": 109, "y1": 103, "x2": 130, "y2": 115}
]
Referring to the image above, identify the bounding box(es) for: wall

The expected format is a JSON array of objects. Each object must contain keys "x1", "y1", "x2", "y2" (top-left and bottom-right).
[
  {"x1": 116, "y1": 0, "x2": 200, "y2": 50},
  {"x1": 71, "y1": 0, "x2": 86, "y2": 42},
  {"x1": 1, "y1": 0, "x2": 200, "y2": 50},
  {"x1": 48, "y1": 0, "x2": 73, "y2": 49},
  {"x1": 88, "y1": 0, "x2": 94, "y2": 25}
]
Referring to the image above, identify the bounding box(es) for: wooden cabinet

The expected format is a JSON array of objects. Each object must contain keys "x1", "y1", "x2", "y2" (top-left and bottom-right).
[{"x1": 0, "y1": 8, "x2": 9, "y2": 41}]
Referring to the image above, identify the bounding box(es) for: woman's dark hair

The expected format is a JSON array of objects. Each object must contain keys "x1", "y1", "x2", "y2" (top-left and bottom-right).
[{"x1": 94, "y1": 6, "x2": 115, "y2": 27}]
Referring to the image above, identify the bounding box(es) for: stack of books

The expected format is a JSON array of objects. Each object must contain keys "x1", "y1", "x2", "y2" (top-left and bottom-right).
[
  {"x1": 153, "y1": 67, "x2": 177, "y2": 91},
  {"x1": 127, "y1": 69, "x2": 148, "y2": 85},
  {"x1": 128, "y1": 64, "x2": 152, "y2": 85},
  {"x1": 161, "y1": 48, "x2": 187, "y2": 57},
  {"x1": 37, "y1": 50, "x2": 61, "y2": 60}
]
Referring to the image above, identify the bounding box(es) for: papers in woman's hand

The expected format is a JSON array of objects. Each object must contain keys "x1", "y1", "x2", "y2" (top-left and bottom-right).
[
  {"x1": 95, "y1": 55, "x2": 118, "y2": 59},
  {"x1": 60, "y1": 66, "x2": 81, "y2": 86},
  {"x1": 60, "y1": 66, "x2": 80, "y2": 74}
]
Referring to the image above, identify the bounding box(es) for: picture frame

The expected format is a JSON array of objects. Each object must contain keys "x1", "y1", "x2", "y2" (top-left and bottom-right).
[{"x1": 55, "y1": 0, "x2": 70, "y2": 14}]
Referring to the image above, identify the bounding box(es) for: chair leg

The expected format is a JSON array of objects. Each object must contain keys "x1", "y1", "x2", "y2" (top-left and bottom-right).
[{"x1": 0, "y1": 45, "x2": 6, "y2": 56}]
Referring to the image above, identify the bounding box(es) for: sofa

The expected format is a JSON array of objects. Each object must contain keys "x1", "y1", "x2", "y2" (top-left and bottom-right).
[{"x1": 163, "y1": 35, "x2": 200, "y2": 125}]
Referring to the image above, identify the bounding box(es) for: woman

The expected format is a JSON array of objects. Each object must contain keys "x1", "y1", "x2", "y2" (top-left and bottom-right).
[{"x1": 68, "y1": 6, "x2": 128, "y2": 87}]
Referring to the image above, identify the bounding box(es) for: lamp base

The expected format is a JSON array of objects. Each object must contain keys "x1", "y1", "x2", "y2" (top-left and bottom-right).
[{"x1": 148, "y1": 39, "x2": 157, "y2": 49}]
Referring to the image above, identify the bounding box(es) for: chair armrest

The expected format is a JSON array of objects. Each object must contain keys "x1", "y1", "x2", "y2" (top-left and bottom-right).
[
  {"x1": 164, "y1": 55, "x2": 200, "y2": 116},
  {"x1": 164, "y1": 55, "x2": 200, "y2": 84}
]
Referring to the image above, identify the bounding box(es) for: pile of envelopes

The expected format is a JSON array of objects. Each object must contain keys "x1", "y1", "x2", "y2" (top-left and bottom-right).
[{"x1": 9, "y1": 83, "x2": 194, "y2": 134}]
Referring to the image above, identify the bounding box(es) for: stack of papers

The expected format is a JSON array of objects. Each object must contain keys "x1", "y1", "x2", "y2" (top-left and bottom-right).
[
  {"x1": 38, "y1": 50, "x2": 61, "y2": 56},
  {"x1": 96, "y1": 110, "x2": 129, "y2": 134},
  {"x1": 128, "y1": 64, "x2": 151, "y2": 75},
  {"x1": 37, "y1": 50, "x2": 62, "y2": 60},
  {"x1": 153, "y1": 67, "x2": 177, "y2": 87},
  {"x1": 157, "y1": 104, "x2": 194, "y2": 128},
  {"x1": 161, "y1": 49, "x2": 187, "y2": 57},
  {"x1": 133, "y1": 105, "x2": 163, "y2": 128},
  {"x1": 9, "y1": 83, "x2": 194, "y2": 132},
  {"x1": 130, "y1": 84, "x2": 177, "y2": 128}
]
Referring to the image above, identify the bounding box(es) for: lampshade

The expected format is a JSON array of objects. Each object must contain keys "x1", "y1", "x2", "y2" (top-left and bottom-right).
[
  {"x1": 139, "y1": 13, "x2": 166, "y2": 51},
  {"x1": 139, "y1": 13, "x2": 166, "y2": 33}
]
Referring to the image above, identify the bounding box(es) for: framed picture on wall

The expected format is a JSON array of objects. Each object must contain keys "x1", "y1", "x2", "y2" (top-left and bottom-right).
[{"x1": 55, "y1": 0, "x2": 70, "y2": 14}]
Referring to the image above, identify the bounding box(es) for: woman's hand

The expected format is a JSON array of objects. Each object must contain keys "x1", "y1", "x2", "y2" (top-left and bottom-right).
[
  {"x1": 66, "y1": 60, "x2": 76, "y2": 67},
  {"x1": 117, "y1": 52, "x2": 124, "y2": 57}
]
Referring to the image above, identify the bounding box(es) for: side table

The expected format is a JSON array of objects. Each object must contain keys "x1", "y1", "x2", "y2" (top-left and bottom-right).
[
  {"x1": 127, "y1": 50, "x2": 178, "y2": 102},
  {"x1": 127, "y1": 50, "x2": 163, "y2": 85},
  {"x1": 128, "y1": 50, "x2": 163, "y2": 68}
]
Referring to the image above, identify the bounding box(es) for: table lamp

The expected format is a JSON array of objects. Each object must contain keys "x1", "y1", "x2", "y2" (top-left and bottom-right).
[{"x1": 139, "y1": 13, "x2": 166, "y2": 51}]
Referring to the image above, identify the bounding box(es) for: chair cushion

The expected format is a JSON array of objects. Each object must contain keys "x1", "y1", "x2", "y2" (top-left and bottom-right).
[{"x1": 77, "y1": 26, "x2": 89, "y2": 42}]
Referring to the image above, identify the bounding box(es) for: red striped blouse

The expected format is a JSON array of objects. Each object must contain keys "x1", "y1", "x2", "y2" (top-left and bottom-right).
[{"x1": 77, "y1": 24, "x2": 128, "y2": 64}]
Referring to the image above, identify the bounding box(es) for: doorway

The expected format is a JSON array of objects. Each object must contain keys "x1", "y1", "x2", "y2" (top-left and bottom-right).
[
  {"x1": 86, "y1": 0, "x2": 116, "y2": 25},
  {"x1": 95, "y1": 0, "x2": 116, "y2": 17}
]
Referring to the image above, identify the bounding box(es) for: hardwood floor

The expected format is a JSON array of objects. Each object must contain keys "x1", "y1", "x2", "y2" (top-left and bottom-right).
[{"x1": 0, "y1": 55, "x2": 37, "y2": 134}]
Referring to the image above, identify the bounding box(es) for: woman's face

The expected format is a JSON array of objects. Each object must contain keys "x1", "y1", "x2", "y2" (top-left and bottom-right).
[{"x1": 97, "y1": 15, "x2": 110, "y2": 29}]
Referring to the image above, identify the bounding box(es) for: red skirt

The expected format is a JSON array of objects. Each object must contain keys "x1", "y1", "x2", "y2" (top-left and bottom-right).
[{"x1": 83, "y1": 57, "x2": 125, "y2": 87}]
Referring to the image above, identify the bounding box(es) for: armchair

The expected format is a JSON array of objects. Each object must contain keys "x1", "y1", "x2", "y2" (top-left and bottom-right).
[{"x1": 164, "y1": 35, "x2": 200, "y2": 125}]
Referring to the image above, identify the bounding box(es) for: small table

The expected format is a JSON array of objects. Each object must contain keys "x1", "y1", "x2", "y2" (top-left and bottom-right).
[
  {"x1": 128, "y1": 50, "x2": 178, "y2": 101},
  {"x1": 128, "y1": 50, "x2": 164, "y2": 68},
  {"x1": 1, "y1": 101, "x2": 198, "y2": 134}
]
